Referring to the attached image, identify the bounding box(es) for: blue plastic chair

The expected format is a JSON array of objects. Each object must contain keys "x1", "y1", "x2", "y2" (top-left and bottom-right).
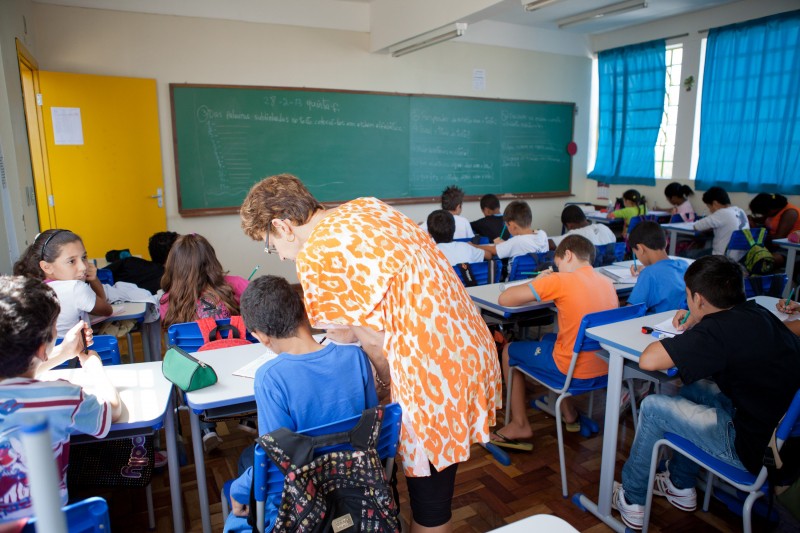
[
  {"x1": 221, "y1": 403, "x2": 402, "y2": 533},
  {"x1": 53, "y1": 335, "x2": 121, "y2": 368},
  {"x1": 593, "y1": 242, "x2": 626, "y2": 267},
  {"x1": 167, "y1": 318, "x2": 257, "y2": 353},
  {"x1": 725, "y1": 228, "x2": 767, "y2": 256},
  {"x1": 95, "y1": 268, "x2": 114, "y2": 285},
  {"x1": 627, "y1": 214, "x2": 658, "y2": 237},
  {"x1": 505, "y1": 303, "x2": 647, "y2": 498},
  {"x1": 507, "y1": 252, "x2": 555, "y2": 282},
  {"x1": 21, "y1": 497, "x2": 111, "y2": 532},
  {"x1": 453, "y1": 259, "x2": 502, "y2": 286},
  {"x1": 642, "y1": 388, "x2": 800, "y2": 533},
  {"x1": 744, "y1": 274, "x2": 788, "y2": 298}
]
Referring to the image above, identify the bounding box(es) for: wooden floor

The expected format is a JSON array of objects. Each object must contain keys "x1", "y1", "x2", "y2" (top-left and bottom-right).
[{"x1": 70, "y1": 375, "x2": 768, "y2": 533}]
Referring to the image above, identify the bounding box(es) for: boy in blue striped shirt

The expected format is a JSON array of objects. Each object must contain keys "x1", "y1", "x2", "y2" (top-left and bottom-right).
[{"x1": 0, "y1": 276, "x2": 121, "y2": 520}]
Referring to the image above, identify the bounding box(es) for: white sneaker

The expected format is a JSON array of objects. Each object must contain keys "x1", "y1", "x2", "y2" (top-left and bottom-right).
[
  {"x1": 612, "y1": 481, "x2": 644, "y2": 530},
  {"x1": 202, "y1": 429, "x2": 222, "y2": 454},
  {"x1": 653, "y1": 469, "x2": 697, "y2": 511}
]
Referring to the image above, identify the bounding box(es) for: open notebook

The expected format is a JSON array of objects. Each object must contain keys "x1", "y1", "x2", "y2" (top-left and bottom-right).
[
  {"x1": 232, "y1": 348, "x2": 279, "y2": 379},
  {"x1": 599, "y1": 266, "x2": 638, "y2": 285}
]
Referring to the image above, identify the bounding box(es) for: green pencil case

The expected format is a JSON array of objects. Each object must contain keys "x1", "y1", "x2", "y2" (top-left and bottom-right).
[{"x1": 162, "y1": 345, "x2": 218, "y2": 392}]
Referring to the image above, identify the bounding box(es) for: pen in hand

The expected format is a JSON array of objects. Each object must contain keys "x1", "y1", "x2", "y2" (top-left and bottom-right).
[
  {"x1": 785, "y1": 287, "x2": 796, "y2": 308},
  {"x1": 679, "y1": 311, "x2": 691, "y2": 326}
]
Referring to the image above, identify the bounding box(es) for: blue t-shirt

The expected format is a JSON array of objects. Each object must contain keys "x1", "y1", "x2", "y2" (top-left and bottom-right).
[
  {"x1": 627, "y1": 258, "x2": 689, "y2": 314},
  {"x1": 227, "y1": 343, "x2": 378, "y2": 531}
]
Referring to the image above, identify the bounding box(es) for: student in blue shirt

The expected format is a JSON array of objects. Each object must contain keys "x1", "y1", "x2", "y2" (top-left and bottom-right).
[
  {"x1": 627, "y1": 221, "x2": 689, "y2": 314},
  {"x1": 224, "y1": 275, "x2": 378, "y2": 532}
]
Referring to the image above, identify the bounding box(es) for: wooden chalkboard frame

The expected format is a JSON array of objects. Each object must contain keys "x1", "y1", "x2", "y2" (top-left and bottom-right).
[{"x1": 170, "y1": 84, "x2": 575, "y2": 217}]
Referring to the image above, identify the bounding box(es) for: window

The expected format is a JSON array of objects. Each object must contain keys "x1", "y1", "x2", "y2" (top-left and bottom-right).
[{"x1": 655, "y1": 45, "x2": 682, "y2": 178}]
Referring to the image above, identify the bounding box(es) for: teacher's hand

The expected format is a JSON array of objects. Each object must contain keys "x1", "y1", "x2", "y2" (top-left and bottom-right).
[{"x1": 325, "y1": 327, "x2": 358, "y2": 344}]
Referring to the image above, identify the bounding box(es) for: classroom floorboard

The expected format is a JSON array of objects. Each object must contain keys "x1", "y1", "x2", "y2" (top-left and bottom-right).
[{"x1": 76, "y1": 336, "x2": 774, "y2": 532}]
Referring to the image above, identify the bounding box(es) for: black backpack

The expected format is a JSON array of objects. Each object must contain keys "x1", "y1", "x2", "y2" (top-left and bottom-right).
[{"x1": 258, "y1": 406, "x2": 399, "y2": 533}]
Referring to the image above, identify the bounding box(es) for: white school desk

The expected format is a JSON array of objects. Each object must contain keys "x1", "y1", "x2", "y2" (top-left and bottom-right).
[
  {"x1": 488, "y1": 514, "x2": 579, "y2": 532},
  {"x1": 183, "y1": 342, "x2": 267, "y2": 533},
  {"x1": 661, "y1": 222, "x2": 701, "y2": 255},
  {"x1": 575, "y1": 310, "x2": 678, "y2": 532},
  {"x1": 467, "y1": 275, "x2": 636, "y2": 318},
  {"x1": 586, "y1": 212, "x2": 622, "y2": 227},
  {"x1": 574, "y1": 297, "x2": 794, "y2": 531},
  {"x1": 41, "y1": 361, "x2": 184, "y2": 533},
  {"x1": 612, "y1": 256, "x2": 693, "y2": 269},
  {"x1": 774, "y1": 238, "x2": 800, "y2": 297},
  {"x1": 91, "y1": 302, "x2": 161, "y2": 363}
]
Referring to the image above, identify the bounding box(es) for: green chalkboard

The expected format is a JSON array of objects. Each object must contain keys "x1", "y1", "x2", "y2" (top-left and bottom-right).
[{"x1": 170, "y1": 85, "x2": 574, "y2": 215}]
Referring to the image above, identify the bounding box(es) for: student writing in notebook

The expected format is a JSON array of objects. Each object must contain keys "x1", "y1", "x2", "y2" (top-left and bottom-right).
[
  {"x1": 428, "y1": 210, "x2": 490, "y2": 266},
  {"x1": 608, "y1": 189, "x2": 647, "y2": 237},
  {"x1": 470, "y1": 193, "x2": 505, "y2": 241},
  {"x1": 474, "y1": 200, "x2": 548, "y2": 259},
  {"x1": 492, "y1": 235, "x2": 617, "y2": 447},
  {"x1": 549, "y1": 204, "x2": 616, "y2": 250},
  {"x1": 420, "y1": 185, "x2": 475, "y2": 240},
  {"x1": 224, "y1": 275, "x2": 377, "y2": 532},
  {"x1": 690, "y1": 186, "x2": 749, "y2": 260},
  {"x1": 627, "y1": 221, "x2": 688, "y2": 314}
]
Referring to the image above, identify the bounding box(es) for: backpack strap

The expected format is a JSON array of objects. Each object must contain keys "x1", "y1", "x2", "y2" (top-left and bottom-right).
[
  {"x1": 258, "y1": 406, "x2": 384, "y2": 475},
  {"x1": 196, "y1": 317, "x2": 221, "y2": 341}
]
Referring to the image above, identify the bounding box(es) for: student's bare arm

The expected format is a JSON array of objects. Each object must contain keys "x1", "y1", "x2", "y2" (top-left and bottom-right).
[
  {"x1": 79, "y1": 353, "x2": 123, "y2": 421},
  {"x1": 473, "y1": 243, "x2": 497, "y2": 256},
  {"x1": 639, "y1": 341, "x2": 675, "y2": 371},
  {"x1": 775, "y1": 209, "x2": 799, "y2": 239},
  {"x1": 784, "y1": 320, "x2": 800, "y2": 337},
  {"x1": 498, "y1": 283, "x2": 537, "y2": 307},
  {"x1": 87, "y1": 278, "x2": 113, "y2": 316}
]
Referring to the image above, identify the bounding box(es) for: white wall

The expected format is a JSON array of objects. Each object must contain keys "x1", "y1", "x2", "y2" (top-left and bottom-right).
[
  {"x1": 30, "y1": 4, "x2": 592, "y2": 281},
  {"x1": 0, "y1": 0, "x2": 39, "y2": 274}
]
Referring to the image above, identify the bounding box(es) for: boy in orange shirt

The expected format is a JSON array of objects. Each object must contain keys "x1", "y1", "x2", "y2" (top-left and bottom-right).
[{"x1": 493, "y1": 235, "x2": 618, "y2": 445}]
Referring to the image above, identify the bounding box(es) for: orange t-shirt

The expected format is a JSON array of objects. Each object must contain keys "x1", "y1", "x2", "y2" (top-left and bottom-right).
[
  {"x1": 296, "y1": 197, "x2": 501, "y2": 477},
  {"x1": 529, "y1": 265, "x2": 619, "y2": 379},
  {"x1": 766, "y1": 204, "x2": 800, "y2": 237}
]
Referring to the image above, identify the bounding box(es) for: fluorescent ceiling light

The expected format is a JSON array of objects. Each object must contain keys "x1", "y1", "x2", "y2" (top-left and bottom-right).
[
  {"x1": 522, "y1": 0, "x2": 565, "y2": 12},
  {"x1": 557, "y1": 0, "x2": 647, "y2": 29},
  {"x1": 390, "y1": 23, "x2": 468, "y2": 58}
]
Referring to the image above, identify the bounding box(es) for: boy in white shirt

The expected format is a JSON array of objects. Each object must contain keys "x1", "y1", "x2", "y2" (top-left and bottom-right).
[
  {"x1": 428, "y1": 210, "x2": 491, "y2": 265},
  {"x1": 420, "y1": 186, "x2": 475, "y2": 240},
  {"x1": 549, "y1": 205, "x2": 617, "y2": 249},
  {"x1": 475, "y1": 200, "x2": 548, "y2": 259},
  {"x1": 692, "y1": 186, "x2": 749, "y2": 260}
]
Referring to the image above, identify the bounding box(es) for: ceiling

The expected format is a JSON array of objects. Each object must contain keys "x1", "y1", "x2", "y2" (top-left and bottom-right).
[{"x1": 32, "y1": 0, "x2": 747, "y2": 54}]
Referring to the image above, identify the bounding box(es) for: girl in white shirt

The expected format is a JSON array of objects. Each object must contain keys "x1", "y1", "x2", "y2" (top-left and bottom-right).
[
  {"x1": 657, "y1": 182, "x2": 696, "y2": 222},
  {"x1": 13, "y1": 229, "x2": 112, "y2": 337}
]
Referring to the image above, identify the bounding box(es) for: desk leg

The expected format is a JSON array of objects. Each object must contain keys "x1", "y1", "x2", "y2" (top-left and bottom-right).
[
  {"x1": 668, "y1": 230, "x2": 677, "y2": 256},
  {"x1": 575, "y1": 349, "x2": 626, "y2": 532},
  {"x1": 142, "y1": 321, "x2": 162, "y2": 362},
  {"x1": 784, "y1": 248, "x2": 797, "y2": 298},
  {"x1": 190, "y1": 410, "x2": 212, "y2": 533},
  {"x1": 165, "y1": 396, "x2": 185, "y2": 533}
]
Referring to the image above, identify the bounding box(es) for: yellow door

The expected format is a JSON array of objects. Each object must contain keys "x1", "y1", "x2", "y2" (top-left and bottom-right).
[{"x1": 38, "y1": 71, "x2": 166, "y2": 260}]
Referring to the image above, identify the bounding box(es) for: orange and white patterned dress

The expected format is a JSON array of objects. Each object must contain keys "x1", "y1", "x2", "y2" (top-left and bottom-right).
[{"x1": 296, "y1": 197, "x2": 501, "y2": 477}]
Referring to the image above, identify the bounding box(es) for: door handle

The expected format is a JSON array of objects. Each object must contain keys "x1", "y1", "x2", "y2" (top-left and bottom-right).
[{"x1": 149, "y1": 188, "x2": 163, "y2": 208}]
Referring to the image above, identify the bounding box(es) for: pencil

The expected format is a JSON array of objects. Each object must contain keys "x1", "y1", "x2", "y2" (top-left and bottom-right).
[
  {"x1": 785, "y1": 287, "x2": 796, "y2": 307},
  {"x1": 247, "y1": 265, "x2": 260, "y2": 281},
  {"x1": 499, "y1": 224, "x2": 507, "y2": 240},
  {"x1": 633, "y1": 254, "x2": 638, "y2": 271},
  {"x1": 679, "y1": 311, "x2": 691, "y2": 325}
]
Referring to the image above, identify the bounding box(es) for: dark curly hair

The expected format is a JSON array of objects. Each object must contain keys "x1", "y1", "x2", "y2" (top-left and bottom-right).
[{"x1": 0, "y1": 276, "x2": 60, "y2": 378}]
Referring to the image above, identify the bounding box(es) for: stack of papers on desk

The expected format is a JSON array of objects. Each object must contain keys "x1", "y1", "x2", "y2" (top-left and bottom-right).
[
  {"x1": 232, "y1": 349, "x2": 279, "y2": 378},
  {"x1": 600, "y1": 266, "x2": 638, "y2": 285},
  {"x1": 652, "y1": 317, "x2": 684, "y2": 338}
]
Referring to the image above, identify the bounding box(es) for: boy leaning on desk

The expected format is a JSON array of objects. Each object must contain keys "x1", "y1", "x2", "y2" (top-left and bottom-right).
[
  {"x1": 0, "y1": 276, "x2": 122, "y2": 522},
  {"x1": 611, "y1": 256, "x2": 800, "y2": 530}
]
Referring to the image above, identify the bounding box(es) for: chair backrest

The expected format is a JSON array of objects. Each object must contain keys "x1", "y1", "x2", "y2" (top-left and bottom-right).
[
  {"x1": 669, "y1": 213, "x2": 695, "y2": 223},
  {"x1": 167, "y1": 318, "x2": 257, "y2": 352},
  {"x1": 744, "y1": 274, "x2": 788, "y2": 298},
  {"x1": 726, "y1": 228, "x2": 767, "y2": 252},
  {"x1": 508, "y1": 252, "x2": 555, "y2": 281},
  {"x1": 22, "y1": 497, "x2": 111, "y2": 533},
  {"x1": 453, "y1": 237, "x2": 473, "y2": 243},
  {"x1": 253, "y1": 403, "x2": 402, "y2": 532},
  {"x1": 53, "y1": 335, "x2": 120, "y2": 368},
  {"x1": 95, "y1": 268, "x2": 114, "y2": 285},
  {"x1": 572, "y1": 303, "x2": 647, "y2": 355},
  {"x1": 593, "y1": 242, "x2": 626, "y2": 267},
  {"x1": 777, "y1": 389, "x2": 800, "y2": 444},
  {"x1": 453, "y1": 259, "x2": 501, "y2": 286}
]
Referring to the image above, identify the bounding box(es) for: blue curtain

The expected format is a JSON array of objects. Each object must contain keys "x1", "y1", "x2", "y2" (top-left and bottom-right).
[
  {"x1": 696, "y1": 11, "x2": 800, "y2": 194},
  {"x1": 589, "y1": 39, "x2": 666, "y2": 185}
]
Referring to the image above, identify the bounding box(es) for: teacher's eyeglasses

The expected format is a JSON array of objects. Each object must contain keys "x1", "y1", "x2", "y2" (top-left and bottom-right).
[{"x1": 264, "y1": 232, "x2": 277, "y2": 255}]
